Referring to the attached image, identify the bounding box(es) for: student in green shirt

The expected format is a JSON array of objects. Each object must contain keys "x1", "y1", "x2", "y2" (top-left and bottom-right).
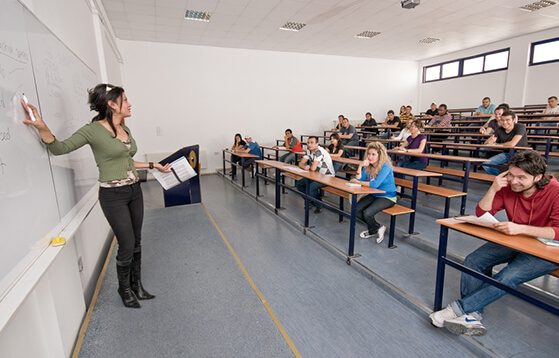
[{"x1": 22, "y1": 83, "x2": 171, "y2": 309}]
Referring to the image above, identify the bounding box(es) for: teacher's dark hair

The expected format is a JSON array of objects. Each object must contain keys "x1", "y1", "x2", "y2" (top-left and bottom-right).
[
  {"x1": 508, "y1": 150, "x2": 550, "y2": 189},
  {"x1": 88, "y1": 83, "x2": 125, "y2": 137}
]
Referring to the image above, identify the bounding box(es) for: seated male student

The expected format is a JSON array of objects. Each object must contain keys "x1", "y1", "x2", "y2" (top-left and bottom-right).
[
  {"x1": 295, "y1": 136, "x2": 335, "y2": 214},
  {"x1": 428, "y1": 104, "x2": 452, "y2": 143},
  {"x1": 339, "y1": 117, "x2": 360, "y2": 156},
  {"x1": 360, "y1": 112, "x2": 378, "y2": 137},
  {"x1": 231, "y1": 136, "x2": 261, "y2": 179},
  {"x1": 276, "y1": 128, "x2": 303, "y2": 164},
  {"x1": 482, "y1": 111, "x2": 528, "y2": 176},
  {"x1": 542, "y1": 95, "x2": 559, "y2": 122},
  {"x1": 430, "y1": 150, "x2": 559, "y2": 336},
  {"x1": 475, "y1": 97, "x2": 496, "y2": 116},
  {"x1": 425, "y1": 102, "x2": 439, "y2": 119},
  {"x1": 480, "y1": 104, "x2": 509, "y2": 135},
  {"x1": 381, "y1": 110, "x2": 401, "y2": 138}
]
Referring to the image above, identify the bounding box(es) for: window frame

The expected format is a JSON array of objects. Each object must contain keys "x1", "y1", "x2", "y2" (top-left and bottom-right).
[
  {"x1": 529, "y1": 36, "x2": 559, "y2": 66},
  {"x1": 422, "y1": 48, "x2": 510, "y2": 83}
]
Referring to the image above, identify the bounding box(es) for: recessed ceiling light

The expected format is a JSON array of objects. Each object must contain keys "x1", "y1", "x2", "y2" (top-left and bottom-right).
[
  {"x1": 279, "y1": 22, "x2": 306, "y2": 32},
  {"x1": 419, "y1": 37, "x2": 440, "y2": 44},
  {"x1": 355, "y1": 31, "x2": 381, "y2": 39},
  {"x1": 185, "y1": 10, "x2": 211, "y2": 22},
  {"x1": 519, "y1": 0, "x2": 556, "y2": 12}
]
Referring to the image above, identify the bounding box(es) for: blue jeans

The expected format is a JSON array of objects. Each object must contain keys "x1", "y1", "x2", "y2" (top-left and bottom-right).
[
  {"x1": 295, "y1": 178, "x2": 325, "y2": 207},
  {"x1": 333, "y1": 161, "x2": 343, "y2": 173},
  {"x1": 398, "y1": 160, "x2": 427, "y2": 170},
  {"x1": 455, "y1": 242, "x2": 559, "y2": 315},
  {"x1": 483, "y1": 152, "x2": 513, "y2": 176},
  {"x1": 280, "y1": 152, "x2": 296, "y2": 164}
]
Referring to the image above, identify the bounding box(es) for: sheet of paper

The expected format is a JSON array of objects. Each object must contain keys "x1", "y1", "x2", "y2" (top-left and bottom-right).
[
  {"x1": 284, "y1": 167, "x2": 306, "y2": 173},
  {"x1": 454, "y1": 212, "x2": 500, "y2": 228},
  {"x1": 537, "y1": 238, "x2": 559, "y2": 247},
  {"x1": 150, "y1": 156, "x2": 197, "y2": 190}
]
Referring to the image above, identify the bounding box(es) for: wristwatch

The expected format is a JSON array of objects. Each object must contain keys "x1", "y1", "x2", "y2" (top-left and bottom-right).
[{"x1": 149, "y1": 162, "x2": 154, "y2": 169}]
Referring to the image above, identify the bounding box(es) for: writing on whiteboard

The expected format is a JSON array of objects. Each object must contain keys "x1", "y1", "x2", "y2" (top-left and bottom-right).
[{"x1": 0, "y1": 41, "x2": 29, "y2": 64}]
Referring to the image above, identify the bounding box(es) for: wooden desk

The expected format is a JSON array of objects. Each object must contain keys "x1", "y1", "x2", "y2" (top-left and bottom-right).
[
  {"x1": 261, "y1": 145, "x2": 304, "y2": 160},
  {"x1": 433, "y1": 218, "x2": 559, "y2": 316},
  {"x1": 223, "y1": 149, "x2": 259, "y2": 187},
  {"x1": 254, "y1": 160, "x2": 383, "y2": 261},
  {"x1": 387, "y1": 150, "x2": 486, "y2": 215}
]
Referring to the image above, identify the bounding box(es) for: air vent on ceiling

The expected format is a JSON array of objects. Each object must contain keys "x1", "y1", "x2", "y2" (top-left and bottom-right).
[
  {"x1": 355, "y1": 31, "x2": 381, "y2": 39},
  {"x1": 185, "y1": 10, "x2": 211, "y2": 22},
  {"x1": 419, "y1": 37, "x2": 440, "y2": 44},
  {"x1": 520, "y1": 0, "x2": 556, "y2": 11},
  {"x1": 279, "y1": 22, "x2": 306, "y2": 32}
]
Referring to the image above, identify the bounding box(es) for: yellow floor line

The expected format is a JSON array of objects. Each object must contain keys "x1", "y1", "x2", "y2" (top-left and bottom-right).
[
  {"x1": 202, "y1": 204, "x2": 302, "y2": 358},
  {"x1": 72, "y1": 238, "x2": 117, "y2": 358}
]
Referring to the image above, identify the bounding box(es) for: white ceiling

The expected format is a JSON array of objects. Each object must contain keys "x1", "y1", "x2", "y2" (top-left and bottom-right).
[{"x1": 101, "y1": 0, "x2": 559, "y2": 60}]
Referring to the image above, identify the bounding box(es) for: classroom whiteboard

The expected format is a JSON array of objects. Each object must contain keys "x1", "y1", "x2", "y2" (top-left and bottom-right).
[{"x1": 0, "y1": 0, "x2": 98, "y2": 298}]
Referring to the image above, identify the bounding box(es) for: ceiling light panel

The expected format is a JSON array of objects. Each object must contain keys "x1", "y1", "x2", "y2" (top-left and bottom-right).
[
  {"x1": 355, "y1": 31, "x2": 381, "y2": 39},
  {"x1": 519, "y1": 0, "x2": 556, "y2": 12},
  {"x1": 185, "y1": 10, "x2": 211, "y2": 22},
  {"x1": 279, "y1": 22, "x2": 306, "y2": 31},
  {"x1": 419, "y1": 37, "x2": 440, "y2": 44}
]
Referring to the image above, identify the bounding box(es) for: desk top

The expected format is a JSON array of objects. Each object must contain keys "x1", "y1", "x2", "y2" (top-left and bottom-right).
[
  {"x1": 256, "y1": 160, "x2": 383, "y2": 195},
  {"x1": 437, "y1": 218, "x2": 559, "y2": 264},
  {"x1": 387, "y1": 149, "x2": 487, "y2": 163},
  {"x1": 331, "y1": 156, "x2": 442, "y2": 177},
  {"x1": 261, "y1": 145, "x2": 305, "y2": 154},
  {"x1": 224, "y1": 149, "x2": 259, "y2": 158},
  {"x1": 427, "y1": 142, "x2": 532, "y2": 151}
]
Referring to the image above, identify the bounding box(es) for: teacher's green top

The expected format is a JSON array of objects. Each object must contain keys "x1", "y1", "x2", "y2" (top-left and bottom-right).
[{"x1": 46, "y1": 121, "x2": 138, "y2": 182}]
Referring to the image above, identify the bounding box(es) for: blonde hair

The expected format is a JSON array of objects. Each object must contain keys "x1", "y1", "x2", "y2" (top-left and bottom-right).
[{"x1": 364, "y1": 141, "x2": 390, "y2": 178}]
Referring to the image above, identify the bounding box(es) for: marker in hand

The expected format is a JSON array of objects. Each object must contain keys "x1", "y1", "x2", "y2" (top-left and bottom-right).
[{"x1": 22, "y1": 94, "x2": 36, "y2": 122}]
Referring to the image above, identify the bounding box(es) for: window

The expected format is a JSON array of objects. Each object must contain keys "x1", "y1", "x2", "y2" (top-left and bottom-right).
[
  {"x1": 530, "y1": 37, "x2": 559, "y2": 65},
  {"x1": 484, "y1": 51, "x2": 508, "y2": 71},
  {"x1": 442, "y1": 61, "x2": 459, "y2": 78},
  {"x1": 424, "y1": 65, "x2": 440, "y2": 81},
  {"x1": 463, "y1": 56, "x2": 483, "y2": 75},
  {"x1": 422, "y1": 48, "x2": 509, "y2": 82}
]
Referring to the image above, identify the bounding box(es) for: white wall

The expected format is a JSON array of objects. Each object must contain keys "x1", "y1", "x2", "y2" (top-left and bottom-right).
[
  {"x1": 119, "y1": 40, "x2": 419, "y2": 173},
  {"x1": 418, "y1": 26, "x2": 559, "y2": 110},
  {"x1": 0, "y1": 1, "x2": 119, "y2": 357}
]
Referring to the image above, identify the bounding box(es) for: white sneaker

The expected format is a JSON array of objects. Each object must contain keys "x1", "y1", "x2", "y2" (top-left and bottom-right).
[
  {"x1": 444, "y1": 314, "x2": 487, "y2": 336},
  {"x1": 396, "y1": 185, "x2": 402, "y2": 193},
  {"x1": 376, "y1": 225, "x2": 386, "y2": 244},
  {"x1": 429, "y1": 305, "x2": 458, "y2": 328},
  {"x1": 359, "y1": 230, "x2": 376, "y2": 239}
]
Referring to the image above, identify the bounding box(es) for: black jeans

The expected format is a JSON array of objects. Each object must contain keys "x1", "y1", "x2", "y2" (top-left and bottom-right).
[
  {"x1": 231, "y1": 155, "x2": 254, "y2": 178},
  {"x1": 356, "y1": 195, "x2": 395, "y2": 234},
  {"x1": 99, "y1": 182, "x2": 144, "y2": 266}
]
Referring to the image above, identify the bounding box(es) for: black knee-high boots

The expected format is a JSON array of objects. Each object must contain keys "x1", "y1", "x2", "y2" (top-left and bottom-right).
[
  {"x1": 130, "y1": 251, "x2": 156, "y2": 300},
  {"x1": 116, "y1": 263, "x2": 141, "y2": 308}
]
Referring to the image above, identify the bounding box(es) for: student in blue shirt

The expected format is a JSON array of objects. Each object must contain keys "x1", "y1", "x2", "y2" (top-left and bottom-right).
[
  {"x1": 475, "y1": 97, "x2": 497, "y2": 116},
  {"x1": 350, "y1": 141, "x2": 397, "y2": 244},
  {"x1": 231, "y1": 135, "x2": 261, "y2": 179}
]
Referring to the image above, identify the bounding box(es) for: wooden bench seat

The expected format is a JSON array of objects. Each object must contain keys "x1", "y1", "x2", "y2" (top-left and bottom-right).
[
  {"x1": 553, "y1": 269, "x2": 559, "y2": 278},
  {"x1": 425, "y1": 166, "x2": 495, "y2": 183},
  {"x1": 322, "y1": 186, "x2": 414, "y2": 248},
  {"x1": 394, "y1": 177, "x2": 465, "y2": 218}
]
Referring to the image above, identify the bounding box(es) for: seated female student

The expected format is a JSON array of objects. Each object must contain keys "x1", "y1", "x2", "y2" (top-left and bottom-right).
[
  {"x1": 327, "y1": 133, "x2": 345, "y2": 172},
  {"x1": 230, "y1": 133, "x2": 246, "y2": 179},
  {"x1": 395, "y1": 119, "x2": 428, "y2": 170},
  {"x1": 350, "y1": 142, "x2": 397, "y2": 244},
  {"x1": 391, "y1": 119, "x2": 412, "y2": 142}
]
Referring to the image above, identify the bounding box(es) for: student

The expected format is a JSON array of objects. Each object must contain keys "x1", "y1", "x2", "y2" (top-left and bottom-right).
[
  {"x1": 391, "y1": 119, "x2": 412, "y2": 142},
  {"x1": 542, "y1": 96, "x2": 559, "y2": 121},
  {"x1": 327, "y1": 133, "x2": 345, "y2": 172},
  {"x1": 482, "y1": 111, "x2": 528, "y2": 176},
  {"x1": 360, "y1": 112, "x2": 378, "y2": 136},
  {"x1": 428, "y1": 104, "x2": 451, "y2": 127},
  {"x1": 395, "y1": 119, "x2": 428, "y2": 170},
  {"x1": 430, "y1": 150, "x2": 559, "y2": 336},
  {"x1": 339, "y1": 117, "x2": 359, "y2": 146},
  {"x1": 425, "y1": 102, "x2": 439, "y2": 118},
  {"x1": 480, "y1": 104, "x2": 509, "y2": 135},
  {"x1": 399, "y1": 105, "x2": 414, "y2": 130},
  {"x1": 475, "y1": 97, "x2": 496, "y2": 116},
  {"x1": 230, "y1": 133, "x2": 247, "y2": 179},
  {"x1": 332, "y1": 114, "x2": 345, "y2": 131},
  {"x1": 382, "y1": 110, "x2": 401, "y2": 128},
  {"x1": 231, "y1": 136, "x2": 261, "y2": 178},
  {"x1": 277, "y1": 128, "x2": 303, "y2": 164},
  {"x1": 295, "y1": 136, "x2": 335, "y2": 213},
  {"x1": 21, "y1": 84, "x2": 171, "y2": 308},
  {"x1": 351, "y1": 142, "x2": 397, "y2": 243}
]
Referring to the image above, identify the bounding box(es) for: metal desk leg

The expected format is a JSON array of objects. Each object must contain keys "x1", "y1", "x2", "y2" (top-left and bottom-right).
[
  {"x1": 241, "y1": 157, "x2": 246, "y2": 187},
  {"x1": 222, "y1": 150, "x2": 226, "y2": 176},
  {"x1": 275, "y1": 168, "x2": 281, "y2": 211},
  {"x1": 434, "y1": 225, "x2": 449, "y2": 311},
  {"x1": 348, "y1": 194, "x2": 358, "y2": 264},
  {"x1": 461, "y1": 162, "x2": 471, "y2": 215},
  {"x1": 255, "y1": 162, "x2": 260, "y2": 197},
  {"x1": 304, "y1": 180, "x2": 310, "y2": 227},
  {"x1": 408, "y1": 177, "x2": 419, "y2": 235}
]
